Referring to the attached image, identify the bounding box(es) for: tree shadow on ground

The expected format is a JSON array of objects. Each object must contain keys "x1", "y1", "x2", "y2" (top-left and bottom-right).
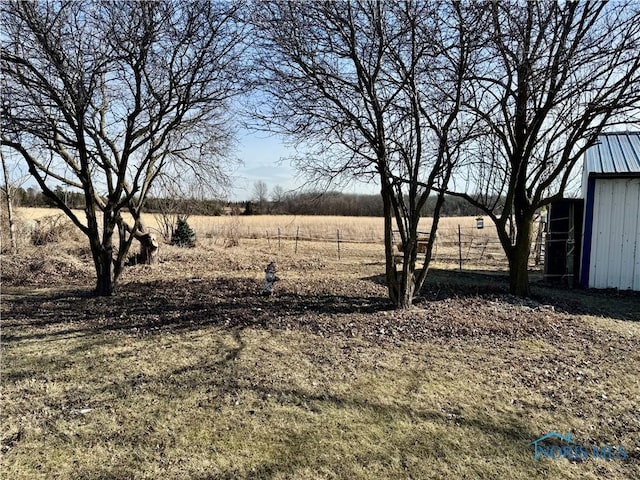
[
  {"x1": 2, "y1": 277, "x2": 391, "y2": 343},
  {"x1": 4, "y1": 281, "x2": 638, "y2": 479},
  {"x1": 4, "y1": 272, "x2": 638, "y2": 348},
  {"x1": 363, "y1": 268, "x2": 640, "y2": 322},
  {"x1": 54, "y1": 328, "x2": 541, "y2": 480}
]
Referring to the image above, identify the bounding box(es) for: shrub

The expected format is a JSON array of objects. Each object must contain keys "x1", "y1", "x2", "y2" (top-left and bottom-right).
[
  {"x1": 30, "y1": 215, "x2": 80, "y2": 246},
  {"x1": 171, "y1": 216, "x2": 196, "y2": 247},
  {"x1": 223, "y1": 214, "x2": 240, "y2": 247}
]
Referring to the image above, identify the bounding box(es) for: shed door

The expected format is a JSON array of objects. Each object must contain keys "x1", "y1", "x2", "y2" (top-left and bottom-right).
[{"x1": 589, "y1": 178, "x2": 640, "y2": 290}]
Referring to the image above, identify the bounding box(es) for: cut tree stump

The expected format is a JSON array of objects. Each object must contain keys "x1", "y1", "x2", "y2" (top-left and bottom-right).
[{"x1": 138, "y1": 233, "x2": 159, "y2": 265}]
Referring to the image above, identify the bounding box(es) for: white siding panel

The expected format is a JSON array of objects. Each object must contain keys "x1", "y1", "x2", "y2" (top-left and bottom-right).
[
  {"x1": 621, "y1": 179, "x2": 640, "y2": 289},
  {"x1": 609, "y1": 181, "x2": 625, "y2": 287},
  {"x1": 590, "y1": 180, "x2": 613, "y2": 288},
  {"x1": 633, "y1": 181, "x2": 640, "y2": 291},
  {"x1": 589, "y1": 178, "x2": 640, "y2": 290}
]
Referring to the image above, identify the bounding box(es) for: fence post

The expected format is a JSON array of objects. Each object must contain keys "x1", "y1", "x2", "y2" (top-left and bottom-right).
[
  {"x1": 337, "y1": 229, "x2": 341, "y2": 260},
  {"x1": 295, "y1": 226, "x2": 299, "y2": 254},
  {"x1": 278, "y1": 227, "x2": 281, "y2": 251},
  {"x1": 458, "y1": 224, "x2": 462, "y2": 271}
]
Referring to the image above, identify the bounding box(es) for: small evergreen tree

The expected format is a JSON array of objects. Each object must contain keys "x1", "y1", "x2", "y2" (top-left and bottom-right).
[
  {"x1": 171, "y1": 216, "x2": 196, "y2": 247},
  {"x1": 243, "y1": 201, "x2": 255, "y2": 215}
]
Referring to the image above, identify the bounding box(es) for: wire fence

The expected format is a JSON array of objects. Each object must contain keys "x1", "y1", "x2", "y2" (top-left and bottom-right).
[
  {"x1": 5, "y1": 210, "x2": 544, "y2": 271},
  {"x1": 203, "y1": 222, "x2": 544, "y2": 270}
]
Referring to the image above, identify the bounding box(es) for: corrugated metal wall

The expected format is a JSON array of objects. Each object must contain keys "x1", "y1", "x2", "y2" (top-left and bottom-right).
[{"x1": 589, "y1": 178, "x2": 640, "y2": 290}]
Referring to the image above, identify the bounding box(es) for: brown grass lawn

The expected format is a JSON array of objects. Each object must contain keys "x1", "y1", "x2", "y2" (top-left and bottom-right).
[{"x1": 1, "y1": 226, "x2": 639, "y2": 479}]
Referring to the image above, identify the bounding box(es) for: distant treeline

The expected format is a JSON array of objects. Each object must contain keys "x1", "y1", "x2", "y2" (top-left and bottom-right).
[
  {"x1": 145, "y1": 197, "x2": 224, "y2": 216},
  {"x1": 240, "y1": 191, "x2": 495, "y2": 217},
  {"x1": 11, "y1": 187, "x2": 225, "y2": 216},
  {"x1": 13, "y1": 187, "x2": 496, "y2": 217},
  {"x1": 11, "y1": 186, "x2": 78, "y2": 208}
]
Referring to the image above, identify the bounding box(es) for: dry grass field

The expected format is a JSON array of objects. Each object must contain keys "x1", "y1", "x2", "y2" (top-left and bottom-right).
[
  {"x1": 11, "y1": 207, "x2": 515, "y2": 269},
  {"x1": 14, "y1": 207, "x2": 490, "y2": 239},
  {"x1": 1, "y1": 209, "x2": 639, "y2": 479}
]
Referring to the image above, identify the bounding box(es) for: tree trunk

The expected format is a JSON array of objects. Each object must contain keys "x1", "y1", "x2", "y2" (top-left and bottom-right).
[
  {"x1": 90, "y1": 215, "x2": 116, "y2": 296},
  {"x1": 383, "y1": 220, "x2": 417, "y2": 309},
  {"x1": 396, "y1": 226, "x2": 419, "y2": 309},
  {"x1": 1, "y1": 153, "x2": 18, "y2": 254},
  {"x1": 93, "y1": 248, "x2": 114, "y2": 296},
  {"x1": 382, "y1": 186, "x2": 400, "y2": 306},
  {"x1": 381, "y1": 182, "x2": 423, "y2": 309},
  {"x1": 508, "y1": 248, "x2": 531, "y2": 296},
  {"x1": 507, "y1": 215, "x2": 533, "y2": 297},
  {"x1": 397, "y1": 265, "x2": 416, "y2": 309}
]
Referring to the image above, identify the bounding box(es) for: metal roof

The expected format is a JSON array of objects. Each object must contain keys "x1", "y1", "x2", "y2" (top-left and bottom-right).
[{"x1": 585, "y1": 132, "x2": 640, "y2": 175}]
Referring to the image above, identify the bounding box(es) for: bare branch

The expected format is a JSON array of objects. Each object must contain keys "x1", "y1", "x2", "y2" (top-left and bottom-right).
[{"x1": 1, "y1": 0, "x2": 245, "y2": 295}]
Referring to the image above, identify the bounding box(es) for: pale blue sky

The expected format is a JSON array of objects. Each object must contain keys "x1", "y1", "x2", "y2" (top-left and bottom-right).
[
  {"x1": 230, "y1": 129, "x2": 379, "y2": 202},
  {"x1": 230, "y1": 130, "x2": 299, "y2": 201},
  {"x1": 4, "y1": 128, "x2": 379, "y2": 202}
]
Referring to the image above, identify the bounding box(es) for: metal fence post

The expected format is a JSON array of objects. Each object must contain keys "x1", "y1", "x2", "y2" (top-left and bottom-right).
[{"x1": 458, "y1": 224, "x2": 462, "y2": 271}]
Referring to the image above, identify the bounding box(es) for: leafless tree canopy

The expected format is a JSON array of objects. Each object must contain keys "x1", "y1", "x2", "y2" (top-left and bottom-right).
[
  {"x1": 1, "y1": 0, "x2": 246, "y2": 294},
  {"x1": 450, "y1": 0, "x2": 640, "y2": 295},
  {"x1": 249, "y1": 0, "x2": 640, "y2": 300},
  {"x1": 1, "y1": 150, "x2": 29, "y2": 254},
  {"x1": 253, "y1": 180, "x2": 269, "y2": 207},
  {"x1": 250, "y1": 0, "x2": 480, "y2": 307},
  {"x1": 3, "y1": 0, "x2": 638, "y2": 301}
]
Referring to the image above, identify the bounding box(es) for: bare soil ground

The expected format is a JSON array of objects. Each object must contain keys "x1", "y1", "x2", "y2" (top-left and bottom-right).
[{"x1": 1, "y1": 238, "x2": 639, "y2": 479}]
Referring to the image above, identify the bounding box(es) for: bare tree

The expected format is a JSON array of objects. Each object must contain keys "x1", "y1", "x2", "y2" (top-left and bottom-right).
[
  {"x1": 252, "y1": 180, "x2": 269, "y2": 213},
  {"x1": 270, "y1": 184, "x2": 285, "y2": 213},
  {"x1": 450, "y1": 0, "x2": 640, "y2": 296},
  {"x1": 0, "y1": 150, "x2": 28, "y2": 253},
  {"x1": 151, "y1": 173, "x2": 225, "y2": 243},
  {"x1": 1, "y1": 0, "x2": 244, "y2": 295},
  {"x1": 251, "y1": 1, "x2": 479, "y2": 308},
  {"x1": 151, "y1": 180, "x2": 191, "y2": 244}
]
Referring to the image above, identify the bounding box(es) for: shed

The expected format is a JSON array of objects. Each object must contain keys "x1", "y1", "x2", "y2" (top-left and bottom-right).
[
  {"x1": 544, "y1": 198, "x2": 584, "y2": 287},
  {"x1": 580, "y1": 132, "x2": 640, "y2": 290}
]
